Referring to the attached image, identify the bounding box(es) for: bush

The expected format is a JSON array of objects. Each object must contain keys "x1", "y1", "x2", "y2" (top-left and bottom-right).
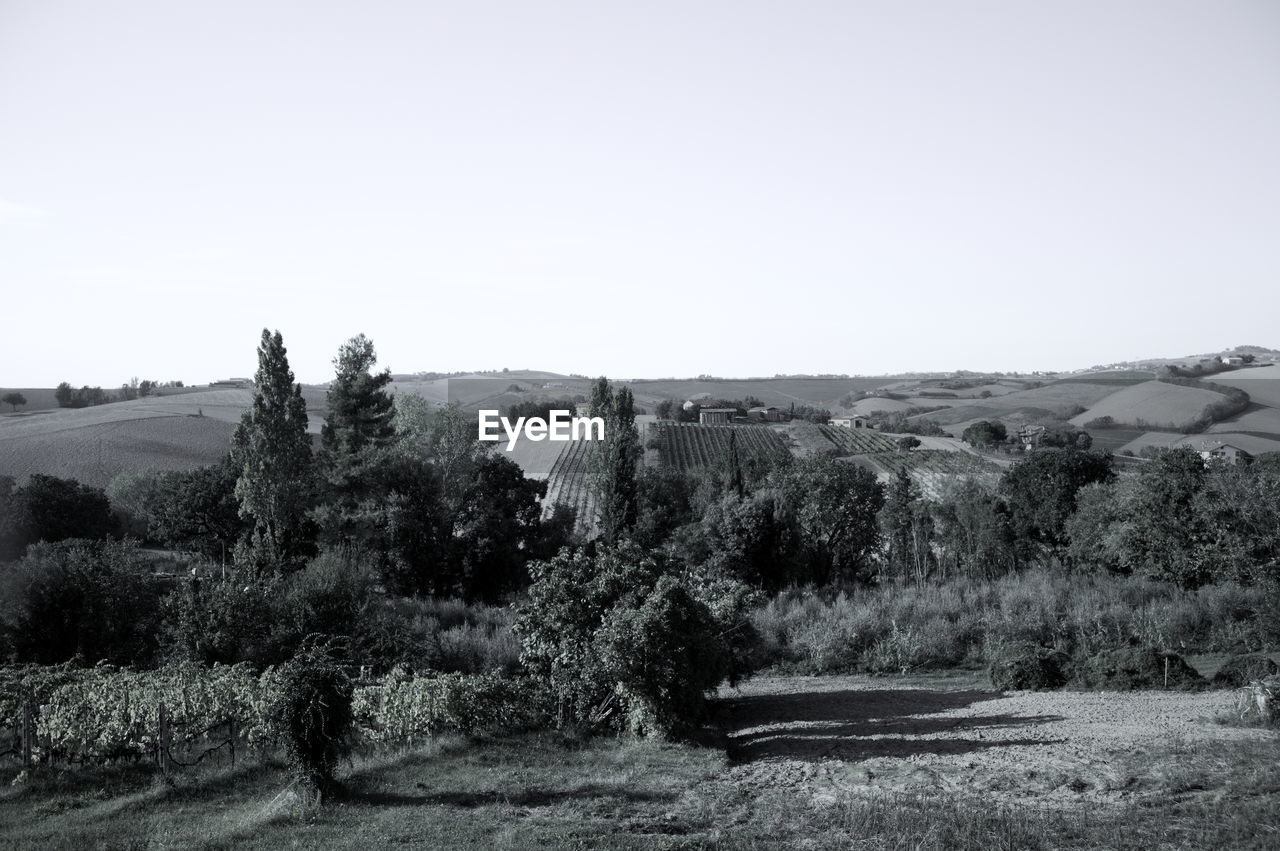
[
  {"x1": 989, "y1": 647, "x2": 1071, "y2": 691},
  {"x1": 267, "y1": 642, "x2": 354, "y2": 800},
  {"x1": 599, "y1": 575, "x2": 730, "y2": 737},
  {"x1": 1070, "y1": 647, "x2": 1205, "y2": 690},
  {"x1": 1212, "y1": 654, "x2": 1280, "y2": 688},
  {"x1": 1, "y1": 540, "x2": 162, "y2": 665},
  {"x1": 513, "y1": 543, "x2": 742, "y2": 738},
  {"x1": 353, "y1": 669, "x2": 548, "y2": 742}
]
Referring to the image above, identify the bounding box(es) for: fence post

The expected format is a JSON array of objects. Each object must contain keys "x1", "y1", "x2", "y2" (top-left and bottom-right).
[
  {"x1": 21, "y1": 701, "x2": 33, "y2": 769},
  {"x1": 158, "y1": 702, "x2": 170, "y2": 777}
]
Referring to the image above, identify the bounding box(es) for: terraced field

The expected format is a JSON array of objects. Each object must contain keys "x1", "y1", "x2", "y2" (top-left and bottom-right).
[{"x1": 650, "y1": 422, "x2": 791, "y2": 472}]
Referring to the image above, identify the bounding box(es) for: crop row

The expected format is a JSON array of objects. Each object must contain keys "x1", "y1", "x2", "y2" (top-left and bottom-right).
[
  {"x1": 817, "y1": 425, "x2": 900, "y2": 454},
  {"x1": 650, "y1": 422, "x2": 791, "y2": 472},
  {"x1": 542, "y1": 437, "x2": 595, "y2": 536},
  {"x1": 0, "y1": 663, "x2": 541, "y2": 766}
]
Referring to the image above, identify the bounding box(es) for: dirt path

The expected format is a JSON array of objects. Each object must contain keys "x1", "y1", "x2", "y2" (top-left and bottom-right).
[{"x1": 716, "y1": 675, "x2": 1269, "y2": 807}]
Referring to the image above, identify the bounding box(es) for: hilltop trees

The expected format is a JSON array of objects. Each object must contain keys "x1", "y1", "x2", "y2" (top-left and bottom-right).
[{"x1": 230, "y1": 330, "x2": 316, "y2": 575}]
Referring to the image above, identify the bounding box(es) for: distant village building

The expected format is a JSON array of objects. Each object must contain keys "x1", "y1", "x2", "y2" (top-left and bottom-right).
[
  {"x1": 699, "y1": 408, "x2": 737, "y2": 425},
  {"x1": 1198, "y1": 440, "x2": 1252, "y2": 465},
  {"x1": 829, "y1": 415, "x2": 868, "y2": 429},
  {"x1": 1224, "y1": 356, "x2": 1245, "y2": 366},
  {"x1": 748, "y1": 405, "x2": 783, "y2": 422}
]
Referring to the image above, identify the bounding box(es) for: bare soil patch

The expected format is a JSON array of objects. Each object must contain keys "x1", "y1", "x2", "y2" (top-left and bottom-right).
[{"x1": 717, "y1": 674, "x2": 1268, "y2": 808}]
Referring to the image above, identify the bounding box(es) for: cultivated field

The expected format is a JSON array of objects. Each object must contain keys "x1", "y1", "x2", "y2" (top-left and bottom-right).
[
  {"x1": 816, "y1": 425, "x2": 900, "y2": 455},
  {"x1": 649, "y1": 422, "x2": 792, "y2": 472}
]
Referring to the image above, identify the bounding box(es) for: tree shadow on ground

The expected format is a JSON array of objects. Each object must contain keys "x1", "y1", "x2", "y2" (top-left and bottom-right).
[{"x1": 723, "y1": 688, "x2": 1064, "y2": 763}]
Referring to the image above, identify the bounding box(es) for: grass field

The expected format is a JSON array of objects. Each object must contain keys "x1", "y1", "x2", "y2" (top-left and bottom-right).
[
  {"x1": 1208, "y1": 365, "x2": 1280, "y2": 407},
  {"x1": 1083, "y1": 428, "x2": 1147, "y2": 453},
  {"x1": 1067, "y1": 381, "x2": 1228, "y2": 430}
]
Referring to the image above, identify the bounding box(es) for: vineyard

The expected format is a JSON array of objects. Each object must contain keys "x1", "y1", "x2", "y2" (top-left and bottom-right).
[
  {"x1": 0, "y1": 663, "x2": 542, "y2": 769},
  {"x1": 817, "y1": 425, "x2": 900, "y2": 454},
  {"x1": 541, "y1": 437, "x2": 595, "y2": 537},
  {"x1": 865, "y1": 449, "x2": 1001, "y2": 498},
  {"x1": 650, "y1": 422, "x2": 791, "y2": 472}
]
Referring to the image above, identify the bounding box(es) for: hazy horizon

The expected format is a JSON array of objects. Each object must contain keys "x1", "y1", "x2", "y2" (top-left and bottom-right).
[{"x1": 3, "y1": 1, "x2": 1278, "y2": 386}]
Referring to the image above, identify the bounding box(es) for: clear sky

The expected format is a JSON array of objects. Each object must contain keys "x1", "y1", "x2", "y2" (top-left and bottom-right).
[{"x1": 2, "y1": 0, "x2": 1278, "y2": 386}]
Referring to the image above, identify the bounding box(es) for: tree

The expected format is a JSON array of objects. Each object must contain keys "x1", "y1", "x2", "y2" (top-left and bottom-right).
[
  {"x1": 1, "y1": 392, "x2": 26, "y2": 413},
  {"x1": 230, "y1": 330, "x2": 316, "y2": 575},
  {"x1": 320, "y1": 334, "x2": 395, "y2": 457},
  {"x1": 512, "y1": 542, "x2": 739, "y2": 737},
  {"x1": 54, "y1": 382, "x2": 74, "y2": 408},
  {"x1": 3, "y1": 540, "x2": 161, "y2": 665},
  {"x1": 587, "y1": 378, "x2": 640, "y2": 543},
  {"x1": 774, "y1": 455, "x2": 885, "y2": 583},
  {"x1": 933, "y1": 478, "x2": 1017, "y2": 579},
  {"x1": 147, "y1": 459, "x2": 245, "y2": 560},
  {"x1": 962, "y1": 420, "x2": 1007, "y2": 448},
  {"x1": 700, "y1": 489, "x2": 801, "y2": 591},
  {"x1": 12, "y1": 474, "x2": 118, "y2": 546},
  {"x1": 999, "y1": 449, "x2": 1114, "y2": 560},
  {"x1": 880, "y1": 469, "x2": 917, "y2": 580},
  {"x1": 448, "y1": 453, "x2": 548, "y2": 601},
  {"x1": 310, "y1": 444, "x2": 447, "y2": 596}
]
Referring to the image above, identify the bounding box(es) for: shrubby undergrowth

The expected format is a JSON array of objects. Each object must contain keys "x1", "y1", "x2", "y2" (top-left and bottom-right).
[{"x1": 752, "y1": 570, "x2": 1277, "y2": 676}]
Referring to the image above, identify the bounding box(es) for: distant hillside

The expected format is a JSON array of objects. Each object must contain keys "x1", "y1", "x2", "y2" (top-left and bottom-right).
[{"x1": 5, "y1": 355, "x2": 1280, "y2": 492}]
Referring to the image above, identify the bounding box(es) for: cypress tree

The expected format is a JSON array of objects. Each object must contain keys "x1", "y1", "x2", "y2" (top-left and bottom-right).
[{"x1": 231, "y1": 329, "x2": 315, "y2": 575}]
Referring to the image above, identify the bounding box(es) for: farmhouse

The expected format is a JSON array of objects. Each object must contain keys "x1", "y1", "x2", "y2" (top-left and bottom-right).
[
  {"x1": 748, "y1": 405, "x2": 783, "y2": 422},
  {"x1": 829, "y1": 415, "x2": 868, "y2": 429},
  {"x1": 1223, "y1": 356, "x2": 1245, "y2": 366},
  {"x1": 1018, "y1": 424, "x2": 1045, "y2": 449},
  {"x1": 699, "y1": 408, "x2": 737, "y2": 425},
  {"x1": 1198, "y1": 440, "x2": 1253, "y2": 465}
]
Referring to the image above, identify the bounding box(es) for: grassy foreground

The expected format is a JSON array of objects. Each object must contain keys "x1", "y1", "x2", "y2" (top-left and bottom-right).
[{"x1": 2, "y1": 721, "x2": 1279, "y2": 851}]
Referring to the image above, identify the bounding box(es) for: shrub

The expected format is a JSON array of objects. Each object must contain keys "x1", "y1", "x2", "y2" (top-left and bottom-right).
[
  {"x1": 1, "y1": 540, "x2": 162, "y2": 665},
  {"x1": 353, "y1": 669, "x2": 548, "y2": 742},
  {"x1": 599, "y1": 576, "x2": 730, "y2": 737},
  {"x1": 989, "y1": 646, "x2": 1071, "y2": 690},
  {"x1": 513, "y1": 543, "x2": 741, "y2": 738},
  {"x1": 1212, "y1": 654, "x2": 1280, "y2": 688},
  {"x1": 267, "y1": 642, "x2": 354, "y2": 800},
  {"x1": 1070, "y1": 647, "x2": 1205, "y2": 690}
]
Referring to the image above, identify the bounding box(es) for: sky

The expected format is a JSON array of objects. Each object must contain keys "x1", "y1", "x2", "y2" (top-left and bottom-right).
[{"x1": 1, "y1": 0, "x2": 1278, "y2": 386}]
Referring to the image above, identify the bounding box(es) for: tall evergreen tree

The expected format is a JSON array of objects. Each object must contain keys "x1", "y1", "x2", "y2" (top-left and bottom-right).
[
  {"x1": 231, "y1": 329, "x2": 315, "y2": 575},
  {"x1": 587, "y1": 378, "x2": 640, "y2": 543},
  {"x1": 321, "y1": 333, "x2": 395, "y2": 457}
]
